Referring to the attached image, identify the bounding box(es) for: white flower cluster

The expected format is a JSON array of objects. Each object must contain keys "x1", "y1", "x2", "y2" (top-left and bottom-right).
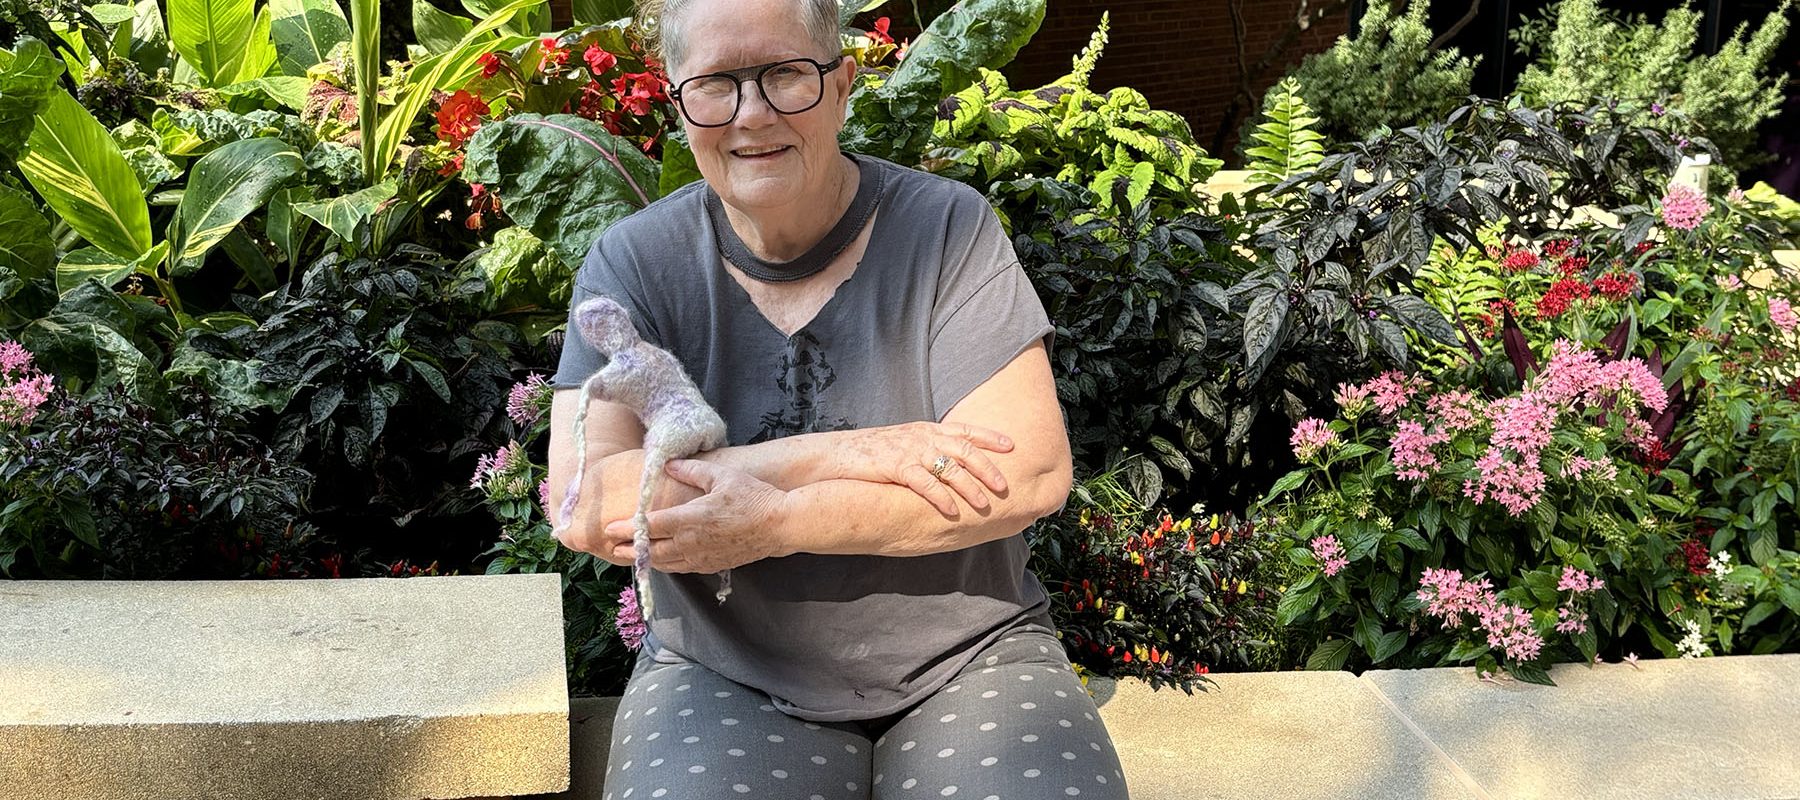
[{"x1": 1676, "y1": 618, "x2": 1710, "y2": 659}]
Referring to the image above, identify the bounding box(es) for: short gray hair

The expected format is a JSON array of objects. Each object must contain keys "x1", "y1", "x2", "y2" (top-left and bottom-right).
[{"x1": 642, "y1": 0, "x2": 843, "y2": 78}]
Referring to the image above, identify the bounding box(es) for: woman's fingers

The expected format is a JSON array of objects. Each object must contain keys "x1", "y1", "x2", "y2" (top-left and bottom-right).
[
  {"x1": 898, "y1": 461, "x2": 961, "y2": 516},
  {"x1": 939, "y1": 435, "x2": 1008, "y2": 493},
  {"x1": 934, "y1": 457, "x2": 991, "y2": 511},
  {"x1": 944, "y1": 422, "x2": 1014, "y2": 453}
]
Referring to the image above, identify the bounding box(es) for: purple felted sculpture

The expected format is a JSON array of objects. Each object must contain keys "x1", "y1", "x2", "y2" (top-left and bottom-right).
[{"x1": 555, "y1": 296, "x2": 730, "y2": 619}]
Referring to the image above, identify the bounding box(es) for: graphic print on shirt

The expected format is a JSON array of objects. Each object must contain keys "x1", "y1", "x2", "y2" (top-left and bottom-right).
[{"x1": 748, "y1": 331, "x2": 854, "y2": 443}]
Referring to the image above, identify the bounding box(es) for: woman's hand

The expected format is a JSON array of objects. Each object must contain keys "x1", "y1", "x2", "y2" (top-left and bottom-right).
[
  {"x1": 611, "y1": 459, "x2": 791, "y2": 574},
  {"x1": 831, "y1": 421, "x2": 1014, "y2": 515}
]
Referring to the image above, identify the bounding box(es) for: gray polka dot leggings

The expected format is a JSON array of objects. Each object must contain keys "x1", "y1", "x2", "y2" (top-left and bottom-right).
[{"x1": 601, "y1": 628, "x2": 1128, "y2": 800}]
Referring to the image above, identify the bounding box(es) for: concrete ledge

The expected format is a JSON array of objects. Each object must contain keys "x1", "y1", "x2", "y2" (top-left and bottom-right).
[
  {"x1": 494, "y1": 654, "x2": 1800, "y2": 800},
  {"x1": 1365, "y1": 654, "x2": 1800, "y2": 800},
  {"x1": 0, "y1": 575, "x2": 571, "y2": 800}
]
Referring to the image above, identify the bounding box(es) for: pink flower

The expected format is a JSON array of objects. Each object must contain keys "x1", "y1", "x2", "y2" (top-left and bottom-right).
[
  {"x1": 1425, "y1": 390, "x2": 1482, "y2": 433},
  {"x1": 1289, "y1": 418, "x2": 1340, "y2": 461},
  {"x1": 1554, "y1": 605, "x2": 1588, "y2": 634},
  {"x1": 1463, "y1": 448, "x2": 1548, "y2": 516},
  {"x1": 1593, "y1": 359, "x2": 1669, "y2": 414},
  {"x1": 1769, "y1": 297, "x2": 1798, "y2": 333},
  {"x1": 584, "y1": 44, "x2": 617, "y2": 76},
  {"x1": 506, "y1": 374, "x2": 552, "y2": 428},
  {"x1": 1366, "y1": 371, "x2": 1426, "y2": 417},
  {"x1": 1532, "y1": 340, "x2": 1602, "y2": 408},
  {"x1": 1560, "y1": 455, "x2": 1618, "y2": 483},
  {"x1": 0, "y1": 342, "x2": 54, "y2": 427},
  {"x1": 1478, "y1": 601, "x2": 1544, "y2": 661},
  {"x1": 1417, "y1": 567, "x2": 1493, "y2": 623},
  {"x1": 1333, "y1": 381, "x2": 1372, "y2": 416},
  {"x1": 1487, "y1": 395, "x2": 1557, "y2": 458},
  {"x1": 537, "y1": 478, "x2": 552, "y2": 518},
  {"x1": 471, "y1": 442, "x2": 531, "y2": 497},
  {"x1": 1391, "y1": 420, "x2": 1449, "y2": 481},
  {"x1": 615, "y1": 586, "x2": 647, "y2": 650},
  {"x1": 1660, "y1": 184, "x2": 1711, "y2": 231},
  {"x1": 1715, "y1": 274, "x2": 1744, "y2": 292},
  {"x1": 0, "y1": 341, "x2": 31, "y2": 374},
  {"x1": 1311, "y1": 535, "x2": 1349, "y2": 577},
  {"x1": 1556, "y1": 566, "x2": 1605, "y2": 594}
]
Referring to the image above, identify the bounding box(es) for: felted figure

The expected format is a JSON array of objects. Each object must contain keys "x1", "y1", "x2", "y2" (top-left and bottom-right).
[{"x1": 555, "y1": 295, "x2": 730, "y2": 619}]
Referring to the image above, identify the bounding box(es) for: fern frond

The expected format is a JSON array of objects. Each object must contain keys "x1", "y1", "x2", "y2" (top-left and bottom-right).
[{"x1": 1246, "y1": 77, "x2": 1326, "y2": 185}]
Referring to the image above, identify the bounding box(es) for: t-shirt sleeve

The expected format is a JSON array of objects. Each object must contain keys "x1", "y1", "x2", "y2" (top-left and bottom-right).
[
  {"x1": 550, "y1": 231, "x2": 665, "y2": 390},
  {"x1": 927, "y1": 196, "x2": 1053, "y2": 420}
]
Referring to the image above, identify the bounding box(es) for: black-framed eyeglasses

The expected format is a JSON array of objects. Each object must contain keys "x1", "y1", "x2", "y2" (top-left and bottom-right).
[{"x1": 668, "y1": 57, "x2": 844, "y2": 128}]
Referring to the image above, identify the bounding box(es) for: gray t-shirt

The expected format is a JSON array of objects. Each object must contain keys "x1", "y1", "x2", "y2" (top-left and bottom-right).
[{"x1": 552, "y1": 154, "x2": 1055, "y2": 721}]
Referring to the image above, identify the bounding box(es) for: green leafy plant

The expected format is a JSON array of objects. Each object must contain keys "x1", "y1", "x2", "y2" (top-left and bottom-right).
[
  {"x1": 839, "y1": 0, "x2": 1043, "y2": 165},
  {"x1": 921, "y1": 14, "x2": 1222, "y2": 220},
  {"x1": 1512, "y1": 0, "x2": 1794, "y2": 172},
  {"x1": 1032, "y1": 465, "x2": 1285, "y2": 690},
  {"x1": 1288, "y1": 0, "x2": 1478, "y2": 143},
  {"x1": 1245, "y1": 76, "x2": 1324, "y2": 187}
]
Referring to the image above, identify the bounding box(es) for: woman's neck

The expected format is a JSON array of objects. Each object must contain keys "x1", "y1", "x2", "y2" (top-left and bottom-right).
[{"x1": 722, "y1": 155, "x2": 859, "y2": 263}]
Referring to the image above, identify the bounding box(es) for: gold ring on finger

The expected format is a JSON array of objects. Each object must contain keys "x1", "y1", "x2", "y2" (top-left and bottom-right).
[{"x1": 929, "y1": 455, "x2": 955, "y2": 480}]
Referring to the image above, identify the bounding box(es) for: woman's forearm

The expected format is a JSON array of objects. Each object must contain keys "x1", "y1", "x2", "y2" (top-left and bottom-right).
[{"x1": 769, "y1": 459, "x2": 1070, "y2": 558}]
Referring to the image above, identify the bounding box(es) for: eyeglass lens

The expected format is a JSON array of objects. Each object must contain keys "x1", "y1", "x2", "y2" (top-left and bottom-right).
[{"x1": 678, "y1": 60, "x2": 825, "y2": 126}]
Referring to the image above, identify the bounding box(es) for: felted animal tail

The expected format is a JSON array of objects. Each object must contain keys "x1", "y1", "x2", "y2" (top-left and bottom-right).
[{"x1": 634, "y1": 449, "x2": 668, "y2": 621}]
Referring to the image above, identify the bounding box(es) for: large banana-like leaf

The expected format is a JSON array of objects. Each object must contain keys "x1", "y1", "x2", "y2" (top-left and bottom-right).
[
  {"x1": 413, "y1": 0, "x2": 475, "y2": 54},
  {"x1": 55, "y1": 242, "x2": 168, "y2": 295},
  {"x1": 236, "y1": 4, "x2": 278, "y2": 82},
  {"x1": 128, "y1": 0, "x2": 173, "y2": 74},
  {"x1": 368, "y1": 0, "x2": 538, "y2": 183},
  {"x1": 170, "y1": 137, "x2": 305, "y2": 276},
  {"x1": 460, "y1": 0, "x2": 548, "y2": 37},
  {"x1": 293, "y1": 180, "x2": 397, "y2": 244},
  {"x1": 271, "y1": 0, "x2": 350, "y2": 77},
  {"x1": 19, "y1": 90, "x2": 152, "y2": 260},
  {"x1": 463, "y1": 113, "x2": 659, "y2": 267},
  {"x1": 0, "y1": 184, "x2": 54, "y2": 292},
  {"x1": 168, "y1": 0, "x2": 255, "y2": 86},
  {"x1": 0, "y1": 38, "x2": 64, "y2": 164}
]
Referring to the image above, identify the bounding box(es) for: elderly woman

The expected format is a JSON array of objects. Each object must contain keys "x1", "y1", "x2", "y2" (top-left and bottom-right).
[{"x1": 547, "y1": 0, "x2": 1128, "y2": 797}]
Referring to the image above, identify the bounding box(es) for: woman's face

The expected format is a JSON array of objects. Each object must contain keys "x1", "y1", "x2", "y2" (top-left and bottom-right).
[{"x1": 670, "y1": 0, "x2": 854, "y2": 213}]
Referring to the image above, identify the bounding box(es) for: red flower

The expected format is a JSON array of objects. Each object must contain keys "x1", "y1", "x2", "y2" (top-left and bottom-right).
[
  {"x1": 1593, "y1": 272, "x2": 1637, "y2": 300},
  {"x1": 1557, "y1": 255, "x2": 1589, "y2": 277},
  {"x1": 585, "y1": 44, "x2": 617, "y2": 76},
  {"x1": 612, "y1": 71, "x2": 668, "y2": 116},
  {"x1": 1500, "y1": 248, "x2": 1539, "y2": 272},
  {"x1": 1542, "y1": 238, "x2": 1576, "y2": 259},
  {"x1": 1536, "y1": 278, "x2": 1591, "y2": 318},
  {"x1": 575, "y1": 81, "x2": 608, "y2": 120},
  {"x1": 478, "y1": 52, "x2": 503, "y2": 79},
  {"x1": 866, "y1": 16, "x2": 894, "y2": 45},
  {"x1": 435, "y1": 90, "x2": 489, "y2": 148},
  {"x1": 1637, "y1": 438, "x2": 1672, "y2": 475},
  {"x1": 437, "y1": 151, "x2": 465, "y2": 177},
  {"x1": 1679, "y1": 539, "x2": 1710, "y2": 575},
  {"x1": 539, "y1": 36, "x2": 571, "y2": 74}
]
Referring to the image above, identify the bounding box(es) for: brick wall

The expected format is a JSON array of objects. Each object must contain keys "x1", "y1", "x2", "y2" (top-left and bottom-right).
[{"x1": 1001, "y1": 1, "x2": 1349, "y2": 161}]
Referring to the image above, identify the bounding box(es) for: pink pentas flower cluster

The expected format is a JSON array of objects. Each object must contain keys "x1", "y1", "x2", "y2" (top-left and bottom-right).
[
  {"x1": 1465, "y1": 448, "x2": 1549, "y2": 516},
  {"x1": 1660, "y1": 184, "x2": 1711, "y2": 231},
  {"x1": 506, "y1": 373, "x2": 553, "y2": 428},
  {"x1": 1365, "y1": 370, "x2": 1428, "y2": 417},
  {"x1": 1332, "y1": 381, "x2": 1372, "y2": 416},
  {"x1": 1424, "y1": 390, "x2": 1482, "y2": 433},
  {"x1": 615, "y1": 586, "x2": 647, "y2": 650},
  {"x1": 1311, "y1": 534, "x2": 1349, "y2": 577},
  {"x1": 471, "y1": 441, "x2": 532, "y2": 497},
  {"x1": 1553, "y1": 568, "x2": 1605, "y2": 635},
  {"x1": 1770, "y1": 297, "x2": 1798, "y2": 334},
  {"x1": 1391, "y1": 420, "x2": 1450, "y2": 481},
  {"x1": 0, "y1": 341, "x2": 54, "y2": 427},
  {"x1": 1560, "y1": 455, "x2": 1618, "y2": 482},
  {"x1": 1290, "y1": 418, "x2": 1340, "y2": 461},
  {"x1": 1416, "y1": 568, "x2": 1546, "y2": 662}
]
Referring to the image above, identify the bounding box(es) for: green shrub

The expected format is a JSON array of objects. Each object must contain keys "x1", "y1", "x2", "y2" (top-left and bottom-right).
[
  {"x1": 1512, "y1": 0, "x2": 1794, "y2": 172},
  {"x1": 1245, "y1": 77, "x2": 1325, "y2": 187},
  {"x1": 1288, "y1": 0, "x2": 1478, "y2": 143}
]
